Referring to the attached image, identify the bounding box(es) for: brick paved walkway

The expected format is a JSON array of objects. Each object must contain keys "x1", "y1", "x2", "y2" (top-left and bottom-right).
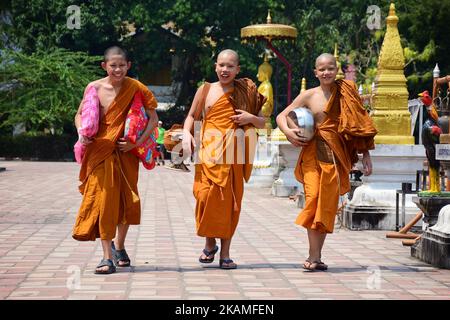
[{"x1": 0, "y1": 161, "x2": 449, "y2": 300}]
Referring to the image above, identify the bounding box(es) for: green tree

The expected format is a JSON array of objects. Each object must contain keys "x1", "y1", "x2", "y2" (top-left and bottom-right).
[
  {"x1": 397, "y1": 0, "x2": 450, "y2": 96},
  {"x1": 126, "y1": 0, "x2": 277, "y2": 107},
  {"x1": 6, "y1": 0, "x2": 130, "y2": 56},
  {"x1": 4, "y1": 0, "x2": 450, "y2": 114},
  {"x1": 0, "y1": 48, "x2": 102, "y2": 134}
]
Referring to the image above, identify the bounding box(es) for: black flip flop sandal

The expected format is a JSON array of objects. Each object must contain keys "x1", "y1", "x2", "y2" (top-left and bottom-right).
[{"x1": 199, "y1": 245, "x2": 219, "y2": 263}]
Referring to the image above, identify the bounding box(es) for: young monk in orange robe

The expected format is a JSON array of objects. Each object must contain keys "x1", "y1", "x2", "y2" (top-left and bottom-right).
[
  {"x1": 276, "y1": 53, "x2": 377, "y2": 271},
  {"x1": 73, "y1": 46, "x2": 158, "y2": 274},
  {"x1": 182, "y1": 49, "x2": 266, "y2": 269}
]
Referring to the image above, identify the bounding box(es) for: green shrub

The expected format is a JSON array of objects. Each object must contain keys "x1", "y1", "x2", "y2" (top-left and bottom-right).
[{"x1": 0, "y1": 48, "x2": 103, "y2": 134}]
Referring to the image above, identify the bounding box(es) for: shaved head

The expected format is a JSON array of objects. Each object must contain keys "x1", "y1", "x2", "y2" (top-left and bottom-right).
[
  {"x1": 104, "y1": 46, "x2": 129, "y2": 62},
  {"x1": 315, "y1": 53, "x2": 337, "y2": 68},
  {"x1": 217, "y1": 49, "x2": 240, "y2": 65}
]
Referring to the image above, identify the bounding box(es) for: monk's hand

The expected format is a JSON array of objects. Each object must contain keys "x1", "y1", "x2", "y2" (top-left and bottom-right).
[
  {"x1": 285, "y1": 128, "x2": 306, "y2": 147},
  {"x1": 77, "y1": 129, "x2": 93, "y2": 145},
  {"x1": 78, "y1": 135, "x2": 93, "y2": 145},
  {"x1": 182, "y1": 131, "x2": 195, "y2": 156},
  {"x1": 117, "y1": 137, "x2": 136, "y2": 152},
  {"x1": 362, "y1": 151, "x2": 373, "y2": 176},
  {"x1": 230, "y1": 109, "x2": 254, "y2": 126}
]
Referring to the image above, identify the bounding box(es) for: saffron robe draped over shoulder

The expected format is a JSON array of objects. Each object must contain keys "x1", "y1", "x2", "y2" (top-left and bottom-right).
[
  {"x1": 73, "y1": 77, "x2": 157, "y2": 241},
  {"x1": 294, "y1": 79, "x2": 377, "y2": 233},
  {"x1": 194, "y1": 92, "x2": 243, "y2": 239},
  {"x1": 229, "y1": 78, "x2": 267, "y2": 182},
  {"x1": 193, "y1": 79, "x2": 265, "y2": 239}
]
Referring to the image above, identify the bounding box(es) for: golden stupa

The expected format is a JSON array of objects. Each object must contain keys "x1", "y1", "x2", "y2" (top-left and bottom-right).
[
  {"x1": 334, "y1": 44, "x2": 345, "y2": 80},
  {"x1": 371, "y1": 3, "x2": 414, "y2": 144},
  {"x1": 300, "y1": 78, "x2": 306, "y2": 92}
]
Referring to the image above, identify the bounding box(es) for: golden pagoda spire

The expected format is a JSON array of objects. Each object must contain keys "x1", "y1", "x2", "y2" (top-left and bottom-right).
[
  {"x1": 334, "y1": 43, "x2": 345, "y2": 80},
  {"x1": 300, "y1": 77, "x2": 306, "y2": 93},
  {"x1": 371, "y1": 3, "x2": 413, "y2": 144},
  {"x1": 266, "y1": 10, "x2": 272, "y2": 24}
]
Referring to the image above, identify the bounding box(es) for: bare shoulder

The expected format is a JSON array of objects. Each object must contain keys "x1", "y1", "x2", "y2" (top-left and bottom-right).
[
  {"x1": 88, "y1": 78, "x2": 107, "y2": 90},
  {"x1": 292, "y1": 87, "x2": 314, "y2": 106},
  {"x1": 305, "y1": 87, "x2": 324, "y2": 101},
  {"x1": 204, "y1": 81, "x2": 220, "y2": 94},
  {"x1": 307, "y1": 86, "x2": 322, "y2": 95},
  {"x1": 199, "y1": 81, "x2": 216, "y2": 90},
  {"x1": 196, "y1": 82, "x2": 208, "y2": 94},
  {"x1": 210, "y1": 81, "x2": 220, "y2": 88},
  {"x1": 302, "y1": 87, "x2": 318, "y2": 99},
  {"x1": 192, "y1": 82, "x2": 208, "y2": 100}
]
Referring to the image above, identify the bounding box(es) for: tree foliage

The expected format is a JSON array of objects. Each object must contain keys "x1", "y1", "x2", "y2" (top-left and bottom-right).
[
  {"x1": 2, "y1": 0, "x2": 450, "y2": 132},
  {"x1": 0, "y1": 48, "x2": 103, "y2": 134},
  {"x1": 7, "y1": 0, "x2": 129, "y2": 56}
]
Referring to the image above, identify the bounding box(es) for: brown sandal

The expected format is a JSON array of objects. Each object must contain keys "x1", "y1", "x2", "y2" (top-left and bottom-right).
[
  {"x1": 219, "y1": 259, "x2": 237, "y2": 269},
  {"x1": 302, "y1": 260, "x2": 319, "y2": 271},
  {"x1": 316, "y1": 261, "x2": 328, "y2": 271}
]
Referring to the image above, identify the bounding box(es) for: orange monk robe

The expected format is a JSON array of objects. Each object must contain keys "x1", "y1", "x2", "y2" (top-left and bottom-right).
[
  {"x1": 72, "y1": 77, "x2": 157, "y2": 241},
  {"x1": 194, "y1": 92, "x2": 243, "y2": 239},
  {"x1": 295, "y1": 79, "x2": 377, "y2": 233},
  {"x1": 193, "y1": 79, "x2": 266, "y2": 239}
]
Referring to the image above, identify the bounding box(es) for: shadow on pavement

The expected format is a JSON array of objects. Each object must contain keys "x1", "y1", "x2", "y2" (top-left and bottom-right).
[{"x1": 126, "y1": 263, "x2": 436, "y2": 274}]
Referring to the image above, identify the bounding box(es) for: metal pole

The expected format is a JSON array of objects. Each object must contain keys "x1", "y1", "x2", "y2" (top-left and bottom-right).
[
  {"x1": 266, "y1": 40, "x2": 292, "y2": 105},
  {"x1": 419, "y1": 104, "x2": 423, "y2": 145},
  {"x1": 401, "y1": 192, "x2": 406, "y2": 228},
  {"x1": 395, "y1": 192, "x2": 400, "y2": 231},
  {"x1": 274, "y1": 60, "x2": 278, "y2": 117}
]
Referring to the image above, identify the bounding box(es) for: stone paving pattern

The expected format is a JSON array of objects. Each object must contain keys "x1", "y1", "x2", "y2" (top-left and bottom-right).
[{"x1": 0, "y1": 161, "x2": 449, "y2": 300}]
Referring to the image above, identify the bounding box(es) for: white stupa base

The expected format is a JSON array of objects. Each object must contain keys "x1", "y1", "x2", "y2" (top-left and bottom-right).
[
  {"x1": 271, "y1": 168, "x2": 303, "y2": 197},
  {"x1": 247, "y1": 165, "x2": 278, "y2": 188},
  {"x1": 343, "y1": 144, "x2": 426, "y2": 230},
  {"x1": 412, "y1": 205, "x2": 450, "y2": 269},
  {"x1": 269, "y1": 141, "x2": 302, "y2": 197},
  {"x1": 247, "y1": 134, "x2": 278, "y2": 188}
]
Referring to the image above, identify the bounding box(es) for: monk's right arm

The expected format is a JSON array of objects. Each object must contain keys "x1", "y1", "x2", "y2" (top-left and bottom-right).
[
  {"x1": 182, "y1": 86, "x2": 204, "y2": 152},
  {"x1": 74, "y1": 85, "x2": 92, "y2": 145},
  {"x1": 74, "y1": 84, "x2": 93, "y2": 130},
  {"x1": 183, "y1": 86, "x2": 204, "y2": 132},
  {"x1": 74, "y1": 100, "x2": 83, "y2": 130},
  {"x1": 276, "y1": 91, "x2": 309, "y2": 147}
]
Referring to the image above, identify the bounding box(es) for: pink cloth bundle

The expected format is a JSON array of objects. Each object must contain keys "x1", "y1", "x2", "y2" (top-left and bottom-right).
[{"x1": 74, "y1": 85, "x2": 100, "y2": 164}]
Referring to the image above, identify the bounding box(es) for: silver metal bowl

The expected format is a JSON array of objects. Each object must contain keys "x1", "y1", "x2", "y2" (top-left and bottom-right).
[{"x1": 286, "y1": 107, "x2": 315, "y2": 141}]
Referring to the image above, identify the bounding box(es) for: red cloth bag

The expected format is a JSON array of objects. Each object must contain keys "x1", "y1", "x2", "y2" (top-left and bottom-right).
[{"x1": 124, "y1": 91, "x2": 159, "y2": 170}]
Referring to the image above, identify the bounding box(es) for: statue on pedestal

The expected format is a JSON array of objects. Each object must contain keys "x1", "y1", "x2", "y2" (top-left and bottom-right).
[
  {"x1": 257, "y1": 54, "x2": 274, "y2": 131},
  {"x1": 419, "y1": 90, "x2": 442, "y2": 193}
]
